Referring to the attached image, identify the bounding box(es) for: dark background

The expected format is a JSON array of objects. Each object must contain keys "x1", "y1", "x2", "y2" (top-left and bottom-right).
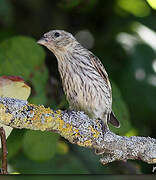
[{"x1": 0, "y1": 0, "x2": 156, "y2": 175}]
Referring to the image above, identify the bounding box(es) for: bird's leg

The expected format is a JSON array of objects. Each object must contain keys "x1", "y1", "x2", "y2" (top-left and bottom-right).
[
  {"x1": 94, "y1": 118, "x2": 109, "y2": 155},
  {"x1": 100, "y1": 114, "x2": 109, "y2": 134},
  {"x1": 100, "y1": 120, "x2": 109, "y2": 133},
  {"x1": 0, "y1": 127, "x2": 8, "y2": 174}
]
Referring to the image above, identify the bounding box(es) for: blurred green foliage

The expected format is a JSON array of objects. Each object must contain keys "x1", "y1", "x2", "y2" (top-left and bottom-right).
[
  {"x1": 111, "y1": 82, "x2": 132, "y2": 134},
  {"x1": 23, "y1": 131, "x2": 59, "y2": 162},
  {"x1": 116, "y1": 0, "x2": 151, "y2": 17},
  {"x1": 0, "y1": 0, "x2": 13, "y2": 26},
  {"x1": 0, "y1": 0, "x2": 156, "y2": 175}
]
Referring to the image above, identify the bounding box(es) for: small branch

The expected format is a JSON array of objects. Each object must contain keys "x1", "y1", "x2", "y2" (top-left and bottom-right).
[
  {"x1": 95, "y1": 130, "x2": 156, "y2": 165},
  {"x1": 0, "y1": 127, "x2": 8, "y2": 174},
  {"x1": 0, "y1": 97, "x2": 155, "y2": 165}
]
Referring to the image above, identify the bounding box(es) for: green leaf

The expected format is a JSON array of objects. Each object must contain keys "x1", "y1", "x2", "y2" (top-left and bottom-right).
[
  {"x1": 23, "y1": 130, "x2": 59, "y2": 162},
  {"x1": 0, "y1": 36, "x2": 48, "y2": 105},
  {"x1": 30, "y1": 65, "x2": 48, "y2": 105},
  {"x1": 116, "y1": 0, "x2": 150, "y2": 17},
  {"x1": 6, "y1": 129, "x2": 25, "y2": 159},
  {"x1": 0, "y1": 36, "x2": 45, "y2": 77}
]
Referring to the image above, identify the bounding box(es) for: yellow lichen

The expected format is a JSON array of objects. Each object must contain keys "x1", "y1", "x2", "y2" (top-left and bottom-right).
[
  {"x1": 59, "y1": 120, "x2": 73, "y2": 135},
  {"x1": 0, "y1": 102, "x2": 95, "y2": 148},
  {"x1": 0, "y1": 104, "x2": 13, "y2": 125},
  {"x1": 96, "y1": 120, "x2": 101, "y2": 129},
  {"x1": 22, "y1": 104, "x2": 56, "y2": 130},
  {"x1": 39, "y1": 115, "x2": 58, "y2": 131},
  {"x1": 77, "y1": 139, "x2": 92, "y2": 147},
  {"x1": 57, "y1": 118, "x2": 76, "y2": 141},
  {"x1": 74, "y1": 133, "x2": 80, "y2": 137},
  {"x1": 58, "y1": 118, "x2": 65, "y2": 129},
  {"x1": 56, "y1": 110, "x2": 62, "y2": 115},
  {"x1": 74, "y1": 129, "x2": 79, "y2": 133},
  {"x1": 90, "y1": 126, "x2": 100, "y2": 138}
]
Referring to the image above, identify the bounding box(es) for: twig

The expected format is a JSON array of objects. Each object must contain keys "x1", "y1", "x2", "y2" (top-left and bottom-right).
[
  {"x1": 95, "y1": 130, "x2": 156, "y2": 165},
  {"x1": 0, "y1": 127, "x2": 8, "y2": 174},
  {"x1": 0, "y1": 97, "x2": 155, "y2": 165}
]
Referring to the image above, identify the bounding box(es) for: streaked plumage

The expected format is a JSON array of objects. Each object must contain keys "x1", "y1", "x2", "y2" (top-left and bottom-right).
[{"x1": 37, "y1": 30, "x2": 120, "y2": 130}]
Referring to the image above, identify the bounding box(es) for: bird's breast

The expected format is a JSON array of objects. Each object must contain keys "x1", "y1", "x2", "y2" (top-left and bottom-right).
[{"x1": 58, "y1": 60, "x2": 111, "y2": 118}]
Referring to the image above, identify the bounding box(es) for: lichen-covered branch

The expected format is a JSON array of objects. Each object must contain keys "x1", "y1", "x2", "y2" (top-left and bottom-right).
[{"x1": 0, "y1": 97, "x2": 156, "y2": 165}]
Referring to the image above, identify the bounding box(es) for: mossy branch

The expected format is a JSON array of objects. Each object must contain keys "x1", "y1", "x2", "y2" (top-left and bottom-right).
[{"x1": 0, "y1": 97, "x2": 156, "y2": 165}]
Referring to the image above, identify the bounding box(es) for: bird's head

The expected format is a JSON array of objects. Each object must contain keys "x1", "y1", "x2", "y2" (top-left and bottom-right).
[{"x1": 37, "y1": 30, "x2": 77, "y2": 54}]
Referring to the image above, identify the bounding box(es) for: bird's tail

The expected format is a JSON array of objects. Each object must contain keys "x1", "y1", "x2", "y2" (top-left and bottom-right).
[{"x1": 108, "y1": 111, "x2": 120, "y2": 128}]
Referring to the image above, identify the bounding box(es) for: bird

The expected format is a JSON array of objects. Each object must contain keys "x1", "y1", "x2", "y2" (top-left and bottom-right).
[{"x1": 37, "y1": 30, "x2": 120, "y2": 131}]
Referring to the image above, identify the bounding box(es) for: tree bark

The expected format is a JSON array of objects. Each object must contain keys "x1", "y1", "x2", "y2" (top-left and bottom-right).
[
  {"x1": 0, "y1": 127, "x2": 8, "y2": 174},
  {"x1": 0, "y1": 97, "x2": 155, "y2": 165}
]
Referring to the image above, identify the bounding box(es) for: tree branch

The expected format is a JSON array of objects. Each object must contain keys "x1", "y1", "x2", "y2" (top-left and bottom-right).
[
  {"x1": 0, "y1": 127, "x2": 8, "y2": 174},
  {"x1": 0, "y1": 97, "x2": 155, "y2": 165}
]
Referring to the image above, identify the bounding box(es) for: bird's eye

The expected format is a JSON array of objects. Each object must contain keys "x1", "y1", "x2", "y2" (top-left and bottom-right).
[{"x1": 54, "y1": 32, "x2": 60, "y2": 38}]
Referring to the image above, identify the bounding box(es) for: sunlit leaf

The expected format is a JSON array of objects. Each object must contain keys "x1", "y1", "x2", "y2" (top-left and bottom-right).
[
  {"x1": 125, "y1": 128, "x2": 138, "y2": 137},
  {"x1": 116, "y1": 0, "x2": 151, "y2": 17},
  {"x1": 147, "y1": 0, "x2": 156, "y2": 10},
  {"x1": 0, "y1": 75, "x2": 31, "y2": 145}
]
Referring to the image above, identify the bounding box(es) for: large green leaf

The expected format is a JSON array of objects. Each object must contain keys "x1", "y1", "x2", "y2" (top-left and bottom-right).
[
  {"x1": 0, "y1": 36, "x2": 48, "y2": 104},
  {"x1": 23, "y1": 130, "x2": 59, "y2": 162},
  {"x1": 0, "y1": 36, "x2": 45, "y2": 77},
  {"x1": 6, "y1": 129, "x2": 25, "y2": 159}
]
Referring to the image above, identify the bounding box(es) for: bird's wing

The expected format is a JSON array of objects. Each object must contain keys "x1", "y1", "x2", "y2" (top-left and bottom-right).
[
  {"x1": 90, "y1": 54, "x2": 120, "y2": 128},
  {"x1": 89, "y1": 54, "x2": 112, "y2": 94}
]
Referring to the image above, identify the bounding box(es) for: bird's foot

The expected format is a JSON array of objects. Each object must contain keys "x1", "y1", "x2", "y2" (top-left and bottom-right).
[
  {"x1": 94, "y1": 148, "x2": 105, "y2": 155},
  {"x1": 100, "y1": 120, "x2": 109, "y2": 134},
  {"x1": 63, "y1": 109, "x2": 74, "y2": 116}
]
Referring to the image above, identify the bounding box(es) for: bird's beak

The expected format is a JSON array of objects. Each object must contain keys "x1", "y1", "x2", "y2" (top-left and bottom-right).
[{"x1": 37, "y1": 37, "x2": 48, "y2": 46}]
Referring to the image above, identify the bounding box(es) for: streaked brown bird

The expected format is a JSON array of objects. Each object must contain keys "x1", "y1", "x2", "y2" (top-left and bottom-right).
[{"x1": 37, "y1": 30, "x2": 120, "y2": 131}]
